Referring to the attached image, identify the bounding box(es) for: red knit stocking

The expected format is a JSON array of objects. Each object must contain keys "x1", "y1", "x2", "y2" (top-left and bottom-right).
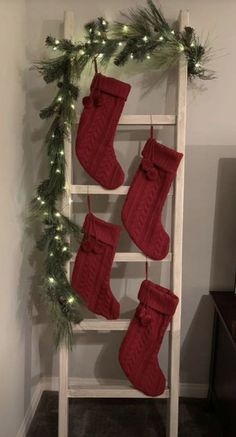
[
  {"x1": 119, "y1": 280, "x2": 179, "y2": 396},
  {"x1": 122, "y1": 137, "x2": 183, "y2": 260},
  {"x1": 76, "y1": 73, "x2": 131, "y2": 189},
  {"x1": 71, "y1": 213, "x2": 121, "y2": 319}
]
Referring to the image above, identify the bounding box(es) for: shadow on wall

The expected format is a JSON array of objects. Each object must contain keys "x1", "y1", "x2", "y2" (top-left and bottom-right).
[
  {"x1": 210, "y1": 158, "x2": 236, "y2": 291},
  {"x1": 180, "y1": 294, "x2": 213, "y2": 384},
  {"x1": 18, "y1": 61, "x2": 53, "y2": 416},
  {"x1": 19, "y1": 30, "x2": 58, "y2": 409}
]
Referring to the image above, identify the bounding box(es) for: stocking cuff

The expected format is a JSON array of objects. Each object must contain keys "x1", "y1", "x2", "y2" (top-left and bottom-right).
[
  {"x1": 138, "y1": 280, "x2": 179, "y2": 316},
  {"x1": 142, "y1": 138, "x2": 183, "y2": 174},
  {"x1": 83, "y1": 213, "x2": 121, "y2": 247},
  {"x1": 91, "y1": 73, "x2": 131, "y2": 100}
]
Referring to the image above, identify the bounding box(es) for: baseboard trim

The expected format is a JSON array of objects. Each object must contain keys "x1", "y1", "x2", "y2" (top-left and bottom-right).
[
  {"x1": 41, "y1": 376, "x2": 209, "y2": 399},
  {"x1": 179, "y1": 382, "x2": 209, "y2": 398},
  {"x1": 17, "y1": 377, "x2": 209, "y2": 436},
  {"x1": 16, "y1": 382, "x2": 42, "y2": 437}
]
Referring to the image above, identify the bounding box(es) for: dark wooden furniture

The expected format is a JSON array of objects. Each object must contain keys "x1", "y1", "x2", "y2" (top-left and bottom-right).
[{"x1": 209, "y1": 291, "x2": 236, "y2": 437}]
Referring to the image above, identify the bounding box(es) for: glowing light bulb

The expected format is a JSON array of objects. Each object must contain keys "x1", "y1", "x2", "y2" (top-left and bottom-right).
[
  {"x1": 143, "y1": 36, "x2": 148, "y2": 42},
  {"x1": 50, "y1": 161, "x2": 54, "y2": 165},
  {"x1": 118, "y1": 42, "x2": 123, "y2": 46},
  {"x1": 57, "y1": 96, "x2": 62, "y2": 102},
  {"x1": 50, "y1": 252, "x2": 54, "y2": 257},
  {"x1": 55, "y1": 39, "x2": 60, "y2": 45},
  {"x1": 179, "y1": 44, "x2": 184, "y2": 52},
  {"x1": 102, "y1": 20, "x2": 106, "y2": 26},
  {"x1": 60, "y1": 150, "x2": 64, "y2": 155},
  {"x1": 123, "y1": 25, "x2": 128, "y2": 32},
  {"x1": 146, "y1": 54, "x2": 151, "y2": 59},
  {"x1": 190, "y1": 42, "x2": 195, "y2": 47},
  {"x1": 51, "y1": 133, "x2": 55, "y2": 138},
  {"x1": 68, "y1": 296, "x2": 75, "y2": 304},
  {"x1": 62, "y1": 246, "x2": 67, "y2": 252},
  {"x1": 53, "y1": 47, "x2": 57, "y2": 51},
  {"x1": 54, "y1": 235, "x2": 60, "y2": 240},
  {"x1": 55, "y1": 212, "x2": 61, "y2": 217},
  {"x1": 130, "y1": 53, "x2": 134, "y2": 59},
  {"x1": 71, "y1": 103, "x2": 75, "y2": 109},
  {"x1": 159, "y1": 36, "x2": 164, "y2": 41},
  {"x1": 41, "y1": 200, "x2": 45, "y2": 205},
  {"x1": 97, "y1": 53, "x2": 103, "y2": 58},
  {"x1": 56, "y1": 169, "x2": 61, "y2": 173},
  {"x1": 48, "y1": 277, "x2": 55, "y2": 284},
  {"x1": 79, "y1": 49, "x2": 85, "y2": 55},
  {"x1": 195, "y1": 62, "x2": 201, "y2": 68},
  {"x1": 102, "y1": 40, "x2": 106, "y2": 45},
  {"x1": 37, "y1": 196, "x2": 41, "y2": 201},
  {"x1": 97, "y1": 31, "x2": 101, "y2": 36},
  {"x1": 171, "y1": 30, "x2": 175, "y2": 34},
  {"x1": 89, "y1": 28, "x2": 92, "y2": 33}
]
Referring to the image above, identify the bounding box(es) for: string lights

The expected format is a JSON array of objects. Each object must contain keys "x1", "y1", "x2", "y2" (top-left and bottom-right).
[
  {"x1": 32, "y1": 0, "x2": 214, "y2": 347},
  {"x1": 68, "y1": 296, "x2": 75, "y2": 304}
]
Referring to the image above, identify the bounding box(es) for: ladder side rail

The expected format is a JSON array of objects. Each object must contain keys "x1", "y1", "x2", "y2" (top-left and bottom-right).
[
  {"x1": 167, "y1": 9, "x2": 189, "y2": 437},
  {"x1": 58, "y1": 10, "x2": 75, "y2": 437}
]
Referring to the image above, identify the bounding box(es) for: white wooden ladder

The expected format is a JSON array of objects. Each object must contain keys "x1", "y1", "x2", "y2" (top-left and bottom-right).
[{"x1": 59, "y1": 9, "x2": 188, "y2": 437}]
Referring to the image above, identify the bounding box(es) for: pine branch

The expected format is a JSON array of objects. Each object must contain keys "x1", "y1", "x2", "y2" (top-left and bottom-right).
[{"x1": 30, "y1": 0, "x2": 214, "y2": 348}]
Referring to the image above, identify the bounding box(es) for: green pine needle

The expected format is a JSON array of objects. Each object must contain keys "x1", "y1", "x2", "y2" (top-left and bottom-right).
[{"x1": 31, "y1": 0, "x2": 214, "y2": 349}]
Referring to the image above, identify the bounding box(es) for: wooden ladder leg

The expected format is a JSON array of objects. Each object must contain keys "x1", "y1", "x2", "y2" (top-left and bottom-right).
[
  {"x1": 57, "y1": 11, "x2": 74, "y2": 437},
  {"x1": 59, "y1": 343, "x2": 69, "y2": 437},
  {"x1": 166, "y1": 9, "x2": 189, "y2": 437},
  {"x1": 167, "y1": 329, "x2": 181, "y2": 437}
]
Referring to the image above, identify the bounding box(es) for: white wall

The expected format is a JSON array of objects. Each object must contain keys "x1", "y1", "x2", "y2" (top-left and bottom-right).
[
  {"x1": 0, "y1": 1, "x2": 42, "y2": 436},
  {"x1": 1, "y1": 1, "x2": 236, "y2": 433},
  {"x1": 26, "y1": 0, "x2": 236, "y2": 385}
]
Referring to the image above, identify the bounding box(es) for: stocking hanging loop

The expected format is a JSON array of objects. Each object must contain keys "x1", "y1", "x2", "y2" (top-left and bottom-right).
[
  {"x1": 87, "y1": 186, "x2": 91, "y2": 212},
  {"x1": 150, "y1": 114, "x2": 154, "y2": 139},
  {"x1": 145, "y1": 258, "x2": 149, "y2": 280},
  {"x1": 93, "y1": 57, "x2": 98, "y2": 74}
]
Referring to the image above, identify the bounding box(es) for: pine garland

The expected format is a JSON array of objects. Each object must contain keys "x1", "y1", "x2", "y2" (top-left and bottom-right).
[
  {"x1": 32, "y1": 38, "x2": 85, "y2": 347},
  {"x1": 32, "y1": 0, "x2": 214, "y2": 347}
]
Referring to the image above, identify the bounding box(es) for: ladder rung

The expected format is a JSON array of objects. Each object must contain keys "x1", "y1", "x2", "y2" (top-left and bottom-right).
[
  {"x1": 72, "y1": 319, "x2": 171, "y2": 332},
  {"x1": 71, "y1": 184, "x2": 173, "y2": 196},
  {"x1": 119, "y1": 115, "x2": 176, "y2": 126},
  {"x1": 71, "y1": 252, "x2": 172, "y2": 263},
  {"x1": 115, "y1": 252, "x2": 172, "y2": 262},
  {"x1": 75, "y1": 115, "x2": 176, "y2": 126},
  {"x1": 68, "y1": 384, "x2": 170, "y2": 398},
  {"x1": 73, "y1": 319, "x2": 130, "y2": 332},
  {"x1": 71, "y1": 184, "x2": 129, "y2": 195}
]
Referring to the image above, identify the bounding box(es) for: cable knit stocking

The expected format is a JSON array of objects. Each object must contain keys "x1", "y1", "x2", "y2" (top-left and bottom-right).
[
  {"x1": 71, "y1": 213, "x2": 121, "y2": 319},
  {"x1": 119, "y1": 279, "x2": 179, "y2": 396},
  {"x1": 76, "y1": 73, "x2": 131, "y2": 189},
  {"x1": 122, "y1": 137, "x2": 183, "y2": 259}
]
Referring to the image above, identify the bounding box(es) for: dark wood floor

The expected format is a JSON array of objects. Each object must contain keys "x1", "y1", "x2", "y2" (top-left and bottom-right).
[{"x1": 27, "y1": 391, "x2": 223, "y2": 437}]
